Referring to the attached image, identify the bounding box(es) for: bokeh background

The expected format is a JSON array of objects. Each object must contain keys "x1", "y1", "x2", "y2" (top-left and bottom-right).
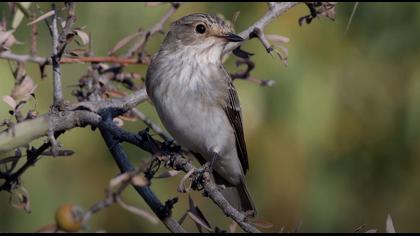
[{"x1": 1, "y1": 2, "x2": 420, "y2": 233}]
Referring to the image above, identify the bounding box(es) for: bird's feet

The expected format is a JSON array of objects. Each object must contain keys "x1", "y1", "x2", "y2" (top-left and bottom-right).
[{"x1": 190, "y1": 164, "x2": 211, "y2": 191}]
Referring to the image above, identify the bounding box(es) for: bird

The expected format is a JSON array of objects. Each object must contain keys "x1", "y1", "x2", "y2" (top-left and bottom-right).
[{"x1": 145, "y1": 13, "x2": 256, "y2": 217}]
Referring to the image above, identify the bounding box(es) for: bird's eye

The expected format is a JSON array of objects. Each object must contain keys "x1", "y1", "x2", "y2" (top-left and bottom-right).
[{"x1": 195, "y1": 24, "x2": 206, "y2": 34}]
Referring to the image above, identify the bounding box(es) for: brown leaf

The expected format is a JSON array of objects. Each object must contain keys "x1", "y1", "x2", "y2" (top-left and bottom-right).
[
  {"x1": 274, "y1": 46, "x2": 288, "y2": 66},
  {"x1": 155, "y1": 170, "x2": 181, "y2": 179},
  {"x1": 228, "y1": 220, "x2": 238, "y2": 233},
  {"x1": 119, "y1": 111, "x2": 138, "y2": 122},
  {"x1": 11, "y1": 75, "x2": 37, "y2": 102},
  {"x1": 109, "y1": 32, "x2": 141, "y2": 55},
  {"x1": 131, "y1": 175, "x2": 148, "y2": 187},
  {"x1": 27, "y1": 10, "x2": 55, "y2": 26},
  {"x1": 2, "y1": 95, "x2": 17, "y2": 109},
  {"x1": 74, "y1": 29, "x2": 90, "y2": 46},
  {"x1": 9, "y1": 184, "x2": 31, "y2": 213},
  {"x1": 177, "y1": 168, "x2": 194, "y2": 193},
  {"x1": 250, "y1": 218, "x2": 274, "y2": 229},
  {"x1": 65, "y1": 48, "x2": 88, "y2": 57},
  {"x1": 188, "y1": 195, "x2": 211, "y2": 233},
  {"x1": 266, "y1": 34, "x2": 290, "y2": 44},
  {"x1": 116, "y1": 197, "x2": 159, "y2": 224},
  {"x1": 0, "y1": 30, "x2": 16, "y2": 50},
  {"x1": 109, "y1": 172, "x2": 130, "y2": 189},
  {"x1": 187, "y1": 212, "x2": 212, "y2": 232}
]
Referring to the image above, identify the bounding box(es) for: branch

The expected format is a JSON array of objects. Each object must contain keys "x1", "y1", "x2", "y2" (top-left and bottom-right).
[
  {"x1": 51, "y1": 3, "x2": 63, "y2": 106},
  {"x1": 98, "y1": 110, "x2": 186, "y2": 233},
  {"x1": 124, "y1": 2, "x2": 181, "y2": 58},
  {"x1": 97, "y1": 112, "x2": 260, "y2": 233},
  {"x1": 0, "y1": 88, "x2": 148, "y2": 153},
  {"x1": 131, "y1": 108, "x2": 173, "y2": 142},
  {"x1": 223, "y1": 2, "x2": 300, "y2": 54},
  {"x1": 60, "y1": 56, "x2": 149, "y2": 65}
]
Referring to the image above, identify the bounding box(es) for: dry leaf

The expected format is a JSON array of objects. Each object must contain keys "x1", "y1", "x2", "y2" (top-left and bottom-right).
[
  {"x1": 66, "y1": 48, "x2": 88, "y2": 57},
  {"x1": 2, "y1": 95, "x2": 17, "y2": 109},
  {"x1": 250, "y1": 218, "x2": 274, "y2": 229},
  {"x1": 187, "y1": 212, "x2": 212, "y2": 232},
  {"x1": 266, "y1": 34, "x2": 290, "y2": 44},
  {"x1": 109, "y1": 32, "x2": 141, "y2": 55},
  {"x1": 131, "y1": 175, "x2": 148, "y2": 187},
  {"x1": 365, "y1": 229, "x2": 378, "y2": 233},
  {"x1": 273, "y1": 46, "x2": 289, "y2": 66},
  {"x1": 117, "y1": 198, "x2": 159, "y2": 224},
  {"x1": 11, "y1": 75, "x2": 37, "y2": 102},
  {"x1": 74, "y1": 29, "x2": 90, "y2": 46},
  {"x1": 155, "y1": 170, "x2": 181, "y2": 179},
  {"x1": 188, "y1": 195, "x2": 211, "y2": 233},
  {"x1": 228, "y1": 220, "x2": 238, "y2": 233},
  {"x1": 27, "y1": 10, "x2": 55, "y2": 26},
  {"x1": 0, "y1": 30, "x2": 17, "y2": 50},
  {"x1": 109, "y1": 172, "x2": 130, "y2": 189},
  {"x1": 9, "y1": 184, "x2": 31, "y2": 213}
]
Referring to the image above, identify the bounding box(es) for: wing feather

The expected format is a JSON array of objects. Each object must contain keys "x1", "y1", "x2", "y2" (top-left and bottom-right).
[{"x1": 220, "y1": 66, "x2": 249, "y2": 174}]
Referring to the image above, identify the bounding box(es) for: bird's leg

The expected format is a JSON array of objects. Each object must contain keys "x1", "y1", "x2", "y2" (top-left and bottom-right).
[{"x1": 205, "y1": 151, "x2": 220, "y2": 174}]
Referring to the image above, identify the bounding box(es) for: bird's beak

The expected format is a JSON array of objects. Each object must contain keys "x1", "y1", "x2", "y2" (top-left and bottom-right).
[{"x1": 222, "y1": 33, "x2": 244, "y2": 42}]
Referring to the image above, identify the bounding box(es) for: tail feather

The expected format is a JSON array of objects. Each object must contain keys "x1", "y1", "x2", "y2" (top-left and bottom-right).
[{"x1": 215, "y1": 174, "x2": 257, "y2": 217}]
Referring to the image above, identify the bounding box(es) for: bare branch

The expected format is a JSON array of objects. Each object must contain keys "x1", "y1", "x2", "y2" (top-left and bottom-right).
[
  {"x1": 0, "y1": 88, "x2": 148, "y2": 153},
  {"x1": 51, "y1": 4, "x2": 63, "y2": 106},
  {"x1": 98, "y1": 111, "x2": 186, "y2": 233},
  {"x1": 223, "y1": 2, "x2": 300, "y2": 54},
  {"x1": 131, "y1": 108, "x2": 173, "y2": 142},
  {"x1": 97, "y1": 116, "x2": 261, "y2": 233},
  {"x1": 125, "y1": 2, "x2": 181, "y2": 58}
]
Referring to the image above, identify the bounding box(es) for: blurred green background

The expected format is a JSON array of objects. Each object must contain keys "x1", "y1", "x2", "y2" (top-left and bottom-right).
[{"x1": 1, "y1": 2, "x2": 420, "y2": 233}]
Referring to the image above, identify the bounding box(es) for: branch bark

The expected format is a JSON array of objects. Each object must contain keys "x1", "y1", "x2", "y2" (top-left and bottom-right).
[{"x1": 51, "y1": 4, "x2": 63, "y2": 106}]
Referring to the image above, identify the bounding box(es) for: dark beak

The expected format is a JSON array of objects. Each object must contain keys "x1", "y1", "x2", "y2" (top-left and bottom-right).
[{"x1": 223, "y1": 33, "x2": 243, "y2": 42}]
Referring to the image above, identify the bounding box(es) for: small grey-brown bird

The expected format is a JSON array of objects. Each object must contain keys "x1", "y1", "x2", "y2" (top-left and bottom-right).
[{"x1": 145, "y1": 13, "x2": 256, "y2": 216}]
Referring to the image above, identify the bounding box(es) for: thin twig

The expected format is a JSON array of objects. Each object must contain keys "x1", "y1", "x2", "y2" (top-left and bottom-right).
[
  {"x1": 51, "y1": 4, "x2": 63, "y2": 106},
  {"x1": 125, "y1": 2, "x2": 181, "y2": 58},
  {"x1": 97, "y1": 113, "x2": 260, "y2": 233},
  {"x1": 98, "y1": 111, "x2": 186, "y2": 233},
  {"x1": 223, "y1": 2, "x2": 300, "y2": 54},
  {"x1": 131, "y1": 108, "x2": 173, "y2": 142},
  {"x1": 345, "y1": 2, "x2": 359, "y2": 34},
  {"x1": 30, "y1": 8, "x2": 37, "y2": 56}
]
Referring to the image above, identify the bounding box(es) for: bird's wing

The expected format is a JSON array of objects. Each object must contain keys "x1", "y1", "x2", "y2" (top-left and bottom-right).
[{"x1": 219, "y1": 66, "x2": 249, "y2": 174}]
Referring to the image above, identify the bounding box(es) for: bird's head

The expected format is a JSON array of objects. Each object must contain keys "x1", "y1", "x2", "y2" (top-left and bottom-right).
[{"x1": 161, "y1": 13, "x2": 243, "y2": 54}]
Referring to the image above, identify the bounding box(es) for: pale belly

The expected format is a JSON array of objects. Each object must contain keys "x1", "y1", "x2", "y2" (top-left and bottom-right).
[{"x1": 153, "y1": 92, "x2": 243, "y2": 184}]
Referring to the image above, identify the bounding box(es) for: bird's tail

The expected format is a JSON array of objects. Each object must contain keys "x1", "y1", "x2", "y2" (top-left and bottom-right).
[{"x1": 215, "y1": 175, "x2": 257, "y2": 217}]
